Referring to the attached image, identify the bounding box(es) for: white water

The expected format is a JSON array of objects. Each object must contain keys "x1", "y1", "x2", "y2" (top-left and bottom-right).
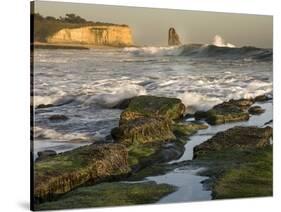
[
  {"x1": 212, "y1": 35, "x2": 235, "y2": 48},
  {"x1": 33, "y1": 48, "x2": 272, "y2": 155}
]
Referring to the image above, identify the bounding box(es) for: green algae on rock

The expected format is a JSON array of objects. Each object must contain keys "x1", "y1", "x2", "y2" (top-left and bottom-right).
[
  {"x1": 193, "y1": 126, "x2": 273, "y2": 199},
  {"x1": 120, "y1": 95, "x2": 186, "y2": 123},
  {"x1": 195, "y1": 99, "x2": 251, "y2": 125},
  {"x1": 213, "y1": 146, "x2": 272, "y2": 199},
  {"x1": 35, "y1": 181, "x2": 176, "y2": 210},
  {"x1": 112, "y1": 95, "x2": 185, "y2": 146},
  {"x1": 111, "y1": 117, "x2": 175, "y2": 146},
  {"x1": 34, "y1": 143, "x2": 130, "y2": 202},
  {"x1": 172, "y1": 122, "x2": 208, "y2": 139},
  {"x1": 193, "y1": 126, "x2": 272, "y2": 158}
]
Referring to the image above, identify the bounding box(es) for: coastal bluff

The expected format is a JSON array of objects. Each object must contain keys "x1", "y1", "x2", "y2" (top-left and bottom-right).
[{"x1": 46, "y1": 25, "x2": 133, "y2": 47}]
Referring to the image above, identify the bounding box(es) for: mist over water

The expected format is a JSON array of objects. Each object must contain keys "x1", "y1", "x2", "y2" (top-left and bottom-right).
[{"x1": 33, "y1": 45, "x2": 272, "y2": 154}]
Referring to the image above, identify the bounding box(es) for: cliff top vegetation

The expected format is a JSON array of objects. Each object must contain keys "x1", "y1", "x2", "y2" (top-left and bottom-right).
[{"x1": 32, "y1": 13, "x2": 128, "y2": 42}]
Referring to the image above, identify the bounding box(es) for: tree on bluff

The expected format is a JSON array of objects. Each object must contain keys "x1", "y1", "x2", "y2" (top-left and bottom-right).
[{"x1": 60, "y1": 13, "x2": 88, "y2": 24}]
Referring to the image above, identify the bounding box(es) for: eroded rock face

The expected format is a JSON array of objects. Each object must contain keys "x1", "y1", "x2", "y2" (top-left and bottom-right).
[
  {"x1": 193, "y1": 126, "x2": 273, "y2": 159},
  {"x1": 168, "y1": 28, "x2": 181, "y2": 46},
  {"x1": 34, "y1": 144, "x2": 130, "y2": 202},
  {"x1": 112, "y1": 96, "x2": 185, "y2": 145},
  {"x1": 47, "y1": 26, "x2": 133, "y2": 47}
]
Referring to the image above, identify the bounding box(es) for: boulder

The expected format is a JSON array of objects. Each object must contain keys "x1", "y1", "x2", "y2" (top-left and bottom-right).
[
  {"x1": 112, "y1": 96, "x2": 185, "y2": 145},
  {"x1": 206, "y1": 105, "x2": 249, "y2": 125},
  {"x1": 168, "y1": 27, "x2": 181, "y2": 46},
  {"x1": 248, "y1": 106, "x2": 265, "y2": 115},
  {"x1": 119, "y1": 95, "x2": 185, "y2": 124},
  {"x1": 34, "y1": 143, "x2": 130, "y2": 202},
  {"x1": 195, "y1": 99, "x2": 251, "y2": 125},
  {"x1": 193, "y1": 126, "x2": 273, "y2": 159},
  {"x1": 111, "y1": 117, "x2": 175, "y2": 146}
]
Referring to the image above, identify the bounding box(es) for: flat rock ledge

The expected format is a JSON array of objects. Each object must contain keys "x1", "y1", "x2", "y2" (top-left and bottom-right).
[
  {"x1": 34, "y1": 143, "x2": 130, "y2": 202},
  {"x1": 193, "y1": 126, "x2": 273, "y2": 159}
]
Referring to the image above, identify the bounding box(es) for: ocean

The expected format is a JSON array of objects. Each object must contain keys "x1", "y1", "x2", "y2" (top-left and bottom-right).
[{"x1": 33, "y1": 44, "x2": 272, "y2": 151}]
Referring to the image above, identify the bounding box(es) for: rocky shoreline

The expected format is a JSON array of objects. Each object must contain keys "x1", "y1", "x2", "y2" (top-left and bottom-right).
[{"x1": 33, "y1": 94, "x2": 273, "y2": 209}]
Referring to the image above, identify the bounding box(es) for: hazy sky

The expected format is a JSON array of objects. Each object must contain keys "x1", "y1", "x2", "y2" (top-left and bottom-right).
[{"x1": 34, "y1": 1, "x2": 273, "y2": 48}]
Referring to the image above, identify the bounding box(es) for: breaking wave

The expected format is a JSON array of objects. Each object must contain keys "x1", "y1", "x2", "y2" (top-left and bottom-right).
[
  {"x1": 34, "y1": 84, "x2": 147, "y2": 108},
  {"x1": 212, "y1": 35, "x2": 235, "y2": 48},
  {"x1": 124, "y1": 44, "x2": 272, "y2": 61}
]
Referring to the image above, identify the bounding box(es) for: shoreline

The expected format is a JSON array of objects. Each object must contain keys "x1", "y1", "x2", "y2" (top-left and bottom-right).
[
  {"x1": 32, "y1": 42, "x2": 136, "y2": 50},
  {"x1": 33, "y1": 95, "x2": 273, "y2": 209}
]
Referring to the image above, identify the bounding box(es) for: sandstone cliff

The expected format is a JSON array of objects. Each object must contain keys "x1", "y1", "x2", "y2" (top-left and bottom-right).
[{"x1": 47, "y1": 25, "x2": 133, "y2": 47}]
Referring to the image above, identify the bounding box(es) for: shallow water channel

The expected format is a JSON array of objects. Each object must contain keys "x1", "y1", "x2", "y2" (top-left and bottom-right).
[{"x1": 144, "y1": 102, "x2": 272, "y2": 203}]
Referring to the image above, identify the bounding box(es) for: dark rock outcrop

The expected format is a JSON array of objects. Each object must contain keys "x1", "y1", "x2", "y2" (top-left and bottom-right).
[
  {"x1": 193, "y1": 126, "x2": 273, "y2": 159},
  {"x1": 34, "y1": 143, "x2": 130, "y2": 202},
  {"x1": 168, "y1": 27, "x2": 181, "y2": 46},
  {"x1": 249, "y1": 106, "x2": 265, "y2": 115}
]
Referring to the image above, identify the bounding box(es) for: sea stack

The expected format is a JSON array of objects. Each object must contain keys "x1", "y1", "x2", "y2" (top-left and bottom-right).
[{"x1": 168, "y1": 27, "x2": 181, "y2": 46}]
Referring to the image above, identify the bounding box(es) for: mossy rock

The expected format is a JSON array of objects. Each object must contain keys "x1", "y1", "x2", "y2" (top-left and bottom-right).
[
  {"x1": 34, "y1": 144, "x2": 130, "y2": 202},
  {"x1": 208, "y1": 107, "x2": 249, "y2": 125},
  {"x1": 172, "y1": 122, "x2": 208, "y2": 138},
  {"x1": 213, "y1": 146, "x2": 272, "y2": 199},
  {"x1": 35, "y1": 181, "x2": 177, "y2": 210},
  {"x1": 127, "y1": 143, "x2": 158, "y2": 167},
  {"x1": 111, "y1": 116, "x2": 175, "y2": 146},
  {"x1": 194, "y1": 126, "x2": 272, "y2": 159},
  {"x1": 127, "y1": 140, "x2": 186, "y2": 171},
  {"x1": 193, "y1": 126, "x2": 273, "y2": 199},
  {"x1": 112, "y1": 96, "x2": 185, "y2": 146},
  {"x1": 194, "y1": 98, "x2": 255, "y2": 125},
  {"x1": 120, "y1": 95, "x2": 186, "y2": 123},
  {"x1": 225, "y1": 99, "x2": 254, "y2": 109}
]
